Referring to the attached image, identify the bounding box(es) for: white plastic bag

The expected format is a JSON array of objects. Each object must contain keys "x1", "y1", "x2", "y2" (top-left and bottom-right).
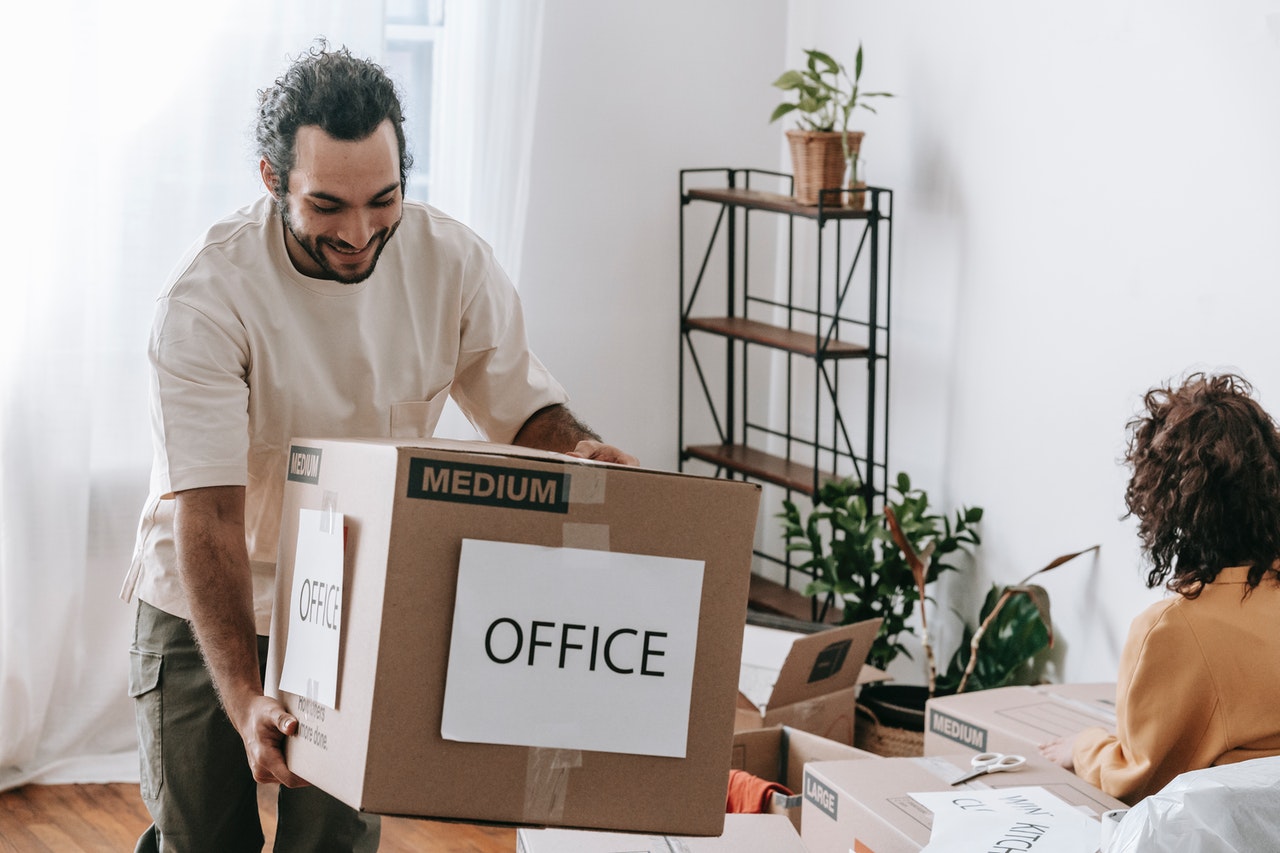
[{"x1": 1106, "y1": 755, "x2": 1280, "y2": 852}]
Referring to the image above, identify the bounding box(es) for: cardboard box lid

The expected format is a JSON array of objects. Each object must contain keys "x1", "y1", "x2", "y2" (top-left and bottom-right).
[
  {"x1": 732, "y1": 725, "x2": 875, "y2": 789},
  {"x1": 806, "y1": 753, "x2": 1125, "y2": 829},
  {"x1": 802, "y1": 754, "x2": 1122, "y2": 853},
  {"x1": 749, "y1": 618, "x2": 883, "y2": 710},
  {"x1": 516, "y1": 813, "x2": 807, "y2": 852},
  {"x1": 925, "y1": 682, "x2": 1117, "y2": 755}
]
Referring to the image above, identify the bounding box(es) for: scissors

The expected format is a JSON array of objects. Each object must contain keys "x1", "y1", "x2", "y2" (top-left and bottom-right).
[{"x1": 949, "y1": 752, "x2": 1027, "y2": 786}]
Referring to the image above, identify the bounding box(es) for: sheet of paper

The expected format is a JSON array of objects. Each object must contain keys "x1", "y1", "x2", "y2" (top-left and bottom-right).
[
  {"x1": 737, "y1": 624, "x2": 801, "y2": 710},
  {"x1": 911, "y1": 786, "x2": 1100, "y2": 853},
  {"x1": 441, "y1": 539, "x2": 705, "y2": 757},
  {"x1": 278, "y1": 508, "x2": 345, "y2": 709}
]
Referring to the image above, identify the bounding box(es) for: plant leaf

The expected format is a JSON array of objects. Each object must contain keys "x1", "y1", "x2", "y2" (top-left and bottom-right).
[
  {"x1": 771, "y1": 70, "x2": 807, "y2": 90},
  {"x1": 1018, "y1": 544, "x2": 1098, "y2": 585},
  {"x1": 807, "y1": 49, "x2": 840, "y2": 76},
  {"x1": 769, "y1": 103, "x2": 798, "y2": 123}
]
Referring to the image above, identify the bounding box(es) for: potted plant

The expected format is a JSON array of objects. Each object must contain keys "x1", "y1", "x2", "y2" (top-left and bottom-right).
[
  {"x1": 769, "y1": 45, "x2": 893, "y2": 206},
  {"x1": 779, "y1": 473, "x2": 979, "y2": 753},
  {"x1": 934, "y1": 545, "x2": 1098, "y2": 695},
  {"x1": 778, "y1": 473, "x2": 981, "y2": 672}
]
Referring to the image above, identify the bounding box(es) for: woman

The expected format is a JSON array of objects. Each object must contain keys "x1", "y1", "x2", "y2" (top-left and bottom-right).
[{"x1": 1039, "y1": 372, "x2": 1280, "y2": 805}]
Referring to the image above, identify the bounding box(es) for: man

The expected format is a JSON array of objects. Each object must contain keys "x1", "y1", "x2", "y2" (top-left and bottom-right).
[{"x1": 121, "y1": 42, "x2": 635, "y2": 852}]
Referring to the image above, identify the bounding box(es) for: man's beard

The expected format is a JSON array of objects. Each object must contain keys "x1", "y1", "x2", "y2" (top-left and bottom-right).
[{"x1": 282, "y1": 209, "x2": 401, "y2": 285}]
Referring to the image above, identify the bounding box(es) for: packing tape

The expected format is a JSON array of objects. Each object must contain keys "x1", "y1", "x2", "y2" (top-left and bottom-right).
[
  {"x1": 522, "y1": 747, "x2": 582, "y2": 824},
  {"x1": 320, "y1": 489, "x2": 339, "y2": 534},
  {"x1": 562, "y1": 522, "x2": 610, "y2": 552},
  {"x1": 567, "y1": 464, "x2": 607, "y2": 505}
]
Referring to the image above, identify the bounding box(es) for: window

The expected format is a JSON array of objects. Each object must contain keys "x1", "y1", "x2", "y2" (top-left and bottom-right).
[{"x1": 383, "y1": 0, "x2": 446, "y2": 202}]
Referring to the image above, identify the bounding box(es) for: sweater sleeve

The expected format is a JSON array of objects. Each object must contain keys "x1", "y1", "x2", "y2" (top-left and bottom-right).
[{"x1": 1072, "y1": 600, "x2": 1219, "y2": 805}]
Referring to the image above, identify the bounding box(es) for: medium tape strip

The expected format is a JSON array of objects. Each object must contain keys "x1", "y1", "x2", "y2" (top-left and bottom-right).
[
  {"x1": 320, "y1": 489, "x2": 339, "y2": 534},
  {"x1": 562, "y1": 522, "x2": 610, "y2": 552},
  {"x1": 522, "y1": 747, "x2": 583, "y2": 824},
  {"x1": 566, "y1": 463, "x2": 607, "y2": 505}
]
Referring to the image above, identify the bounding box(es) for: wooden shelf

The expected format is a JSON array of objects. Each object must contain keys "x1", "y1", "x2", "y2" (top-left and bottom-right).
[
  {"x1": 748, "y1": 574, "x2": 842, "y2": 626},
  {"x1": 684, "y1": 443, "x2": 834, "y2": 495},
  {"x1": 684, "y1": 316, "x2": 869, "y2": 359},
  {"x1": 685, "y1": 186, "x2": 876, "y2": 220}
]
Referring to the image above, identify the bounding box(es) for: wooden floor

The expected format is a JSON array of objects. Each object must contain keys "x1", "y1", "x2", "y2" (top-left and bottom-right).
[{"x1": 0, "y1": 782, "x2": 515, "y2": 852}]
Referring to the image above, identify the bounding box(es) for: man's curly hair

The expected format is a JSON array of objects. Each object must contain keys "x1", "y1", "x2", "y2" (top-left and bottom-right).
[
  {"x1": 255, "y1": 39, "x2": 412, "y2": 198},
  {"x1": 1125, "y1": 372, "x2": 1280, "y2": 596}
]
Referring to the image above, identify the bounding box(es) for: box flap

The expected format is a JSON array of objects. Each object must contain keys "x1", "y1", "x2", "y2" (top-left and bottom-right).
[{"x1": 767, "y1": 618, "x2": 880, "y2": 709}]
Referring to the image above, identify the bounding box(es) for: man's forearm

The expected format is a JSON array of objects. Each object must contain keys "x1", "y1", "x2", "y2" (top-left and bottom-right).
[
  {"x1": 173, "y1": 486, "x2": 263, "y2": 721},
  {"x1": 512, "y1": 404, "x2": 601, "y2": 453}
]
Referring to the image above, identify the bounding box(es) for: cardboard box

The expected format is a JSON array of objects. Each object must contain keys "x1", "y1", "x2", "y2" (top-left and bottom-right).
[
  {"x1": 263, "y1": 438, "x2": 762, "y2": 835},
  {"x1": 800, "y1": 753, "x2": 1125, "y2": 853},
  {"x1": 736, "y1": 620, "x2": 886, "y2": 744},
  {"x1": 517, "y1": 813, "x2": 809, "y2": 852},
  {"x1": 924, "y1": 683, "x2": 1117, "y2": 758},
  {"x1": 731, "y1": 726, "x2": 875, "y2": 831}
]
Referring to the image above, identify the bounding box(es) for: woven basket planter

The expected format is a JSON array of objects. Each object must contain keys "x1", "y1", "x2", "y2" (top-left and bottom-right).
[
  {"x1": 786, "y1": 129, "x2": 864, "y2": 206},
  {"x1": 853, "y1": 684, "x2": 927, "y2": 757}
]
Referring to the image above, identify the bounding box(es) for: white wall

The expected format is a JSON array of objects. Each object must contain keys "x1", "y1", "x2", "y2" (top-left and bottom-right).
[
  {"x1": 518, "y1": 0, "x2": 788, "y2": 468},
  {"x1": 523, "y1": 0, "x2": 1280, "y2": 685}
]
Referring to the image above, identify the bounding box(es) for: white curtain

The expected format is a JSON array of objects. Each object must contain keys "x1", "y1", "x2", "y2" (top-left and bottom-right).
[
  {"x1": 0, "y1": 0, "x2": 544, "y2": 791},
  {"x1": 420, "y1": 0, "x2": 548, "y2": 440},
  {"x1": 430, "y1": 1, "x2": 546, "y2": 282}
]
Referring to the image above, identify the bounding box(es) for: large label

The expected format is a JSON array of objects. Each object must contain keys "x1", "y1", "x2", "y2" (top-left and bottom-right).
[
  {"x1": 929, "y1": 708, "x2": 988, "y2": 752},
  {"x1": 804, "y1": 770, "x2": 839, "y2": 821},
  {"x1": 440, "y1": 539, "x2": 705, "y2": 757},
  {"x1": 406, "y1": 458, "x2": 570, "y2": 514}
]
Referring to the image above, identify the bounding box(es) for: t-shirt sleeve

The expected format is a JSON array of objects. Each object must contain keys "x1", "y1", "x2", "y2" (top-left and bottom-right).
[
  {"x1": 148, "y1": 295, "x2": 251, "y2": 497},
  {"x1": 1072, "y1": 601, "x2": 1217, "y2": 804},
  {"x1": 447, "y1": 252, "x2": 568, "y2": 444}
]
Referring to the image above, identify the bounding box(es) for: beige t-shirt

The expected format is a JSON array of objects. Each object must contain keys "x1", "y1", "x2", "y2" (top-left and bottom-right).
[{"x1": 121, "y1": 196, "x2": 568, "y2": 632}]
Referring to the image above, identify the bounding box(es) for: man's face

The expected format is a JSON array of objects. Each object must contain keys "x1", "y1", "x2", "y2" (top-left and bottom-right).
[{"x1": 267, "y1": 119, "x2": 403, "y2": 284}]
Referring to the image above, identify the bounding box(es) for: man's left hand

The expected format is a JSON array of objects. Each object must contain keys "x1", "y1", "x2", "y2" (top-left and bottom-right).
[{"x1": 567, "y1": 440, "x2": 639, "y2": 466}]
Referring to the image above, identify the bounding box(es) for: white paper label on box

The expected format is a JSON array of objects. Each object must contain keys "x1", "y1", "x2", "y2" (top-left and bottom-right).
[
  {"x1": 441, "y1": 539, "x2": 705, "y2": 757},
  {"x1": 278, "y1": 508, "x2": 345, "y2": 710},
  {"x1": 910, "y1": 786, "x2": 1100, "y2": 853}
]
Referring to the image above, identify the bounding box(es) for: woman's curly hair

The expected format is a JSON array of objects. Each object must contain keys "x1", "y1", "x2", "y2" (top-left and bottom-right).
[
  {"x1": 1125, "y1": 372, "x2": 1280, "y2": 596},
  {"x1": 255, "y1": 39, "x2": 412, "y2": 199}
]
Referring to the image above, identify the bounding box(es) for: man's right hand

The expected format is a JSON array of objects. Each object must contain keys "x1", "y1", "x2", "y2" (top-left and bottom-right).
[
  {"x1": 231, "y1": 693, "x2": 309, "y2": 787},
  {"x1": 174, "y1": 485, "x2": 309, "y2": 788}
]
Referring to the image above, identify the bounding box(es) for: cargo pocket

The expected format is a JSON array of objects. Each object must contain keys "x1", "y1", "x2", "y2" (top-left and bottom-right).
[{"x1": 128, "y1": 648, "x2": 163, "y2": 800}]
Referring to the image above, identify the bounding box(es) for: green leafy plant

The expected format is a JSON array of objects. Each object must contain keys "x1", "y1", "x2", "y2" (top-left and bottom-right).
[
  {"x1": 935, "y1": 546, "x2": 1099, "y2": 695},
  {"x1": 778, "y1": 473, "x2": 981, "y2": 671},
  {"x1": 769, "y1": 45, "x2": 893, "y2": 159}
]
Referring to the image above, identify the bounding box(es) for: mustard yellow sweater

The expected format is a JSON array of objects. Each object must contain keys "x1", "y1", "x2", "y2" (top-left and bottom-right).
[{"x1": 1073, "y1": 566, "x2": 1280, "y2": 805}]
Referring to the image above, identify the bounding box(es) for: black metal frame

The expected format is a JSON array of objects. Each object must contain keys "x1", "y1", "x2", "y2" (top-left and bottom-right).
[{"x1": 677, "y1": 167, "x2": 893, "y2": 604}]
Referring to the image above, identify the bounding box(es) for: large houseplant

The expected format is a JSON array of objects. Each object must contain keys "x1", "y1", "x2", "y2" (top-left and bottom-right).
[
  {"x1": 769, "y1": 45, "x2": 892, "y2": 206},
  {"x1": 778, "y1": 473, "x2": 981, "y2": 671},
  {"x1": 934, "y1": 545, "x2": 1099, "y2": 695}
]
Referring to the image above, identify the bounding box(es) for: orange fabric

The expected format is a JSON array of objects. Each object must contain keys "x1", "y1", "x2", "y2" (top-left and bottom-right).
[{"x1": 725, "y1": 769, "x2": 793, "y2": 814}]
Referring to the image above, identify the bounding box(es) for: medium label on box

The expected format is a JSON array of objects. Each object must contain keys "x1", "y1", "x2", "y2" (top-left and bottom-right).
[
  {"x1": 441, "y1": 539, "x2": 704, "y2": 757},
  {"x1": 405, "y1": 458, "x2": 570, "y2": 514},
  {"x1": 929, "y1": 708, "x2": 988, "y2": 751}
]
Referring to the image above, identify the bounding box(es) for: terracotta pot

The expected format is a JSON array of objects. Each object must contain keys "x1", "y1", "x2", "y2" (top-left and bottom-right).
[{"x1": 785, "y1": 129, "x2": 864, "y2": 206}]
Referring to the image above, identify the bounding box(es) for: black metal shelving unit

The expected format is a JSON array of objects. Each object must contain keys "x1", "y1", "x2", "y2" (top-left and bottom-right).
[{"x1": 678, "y1": 167, "x2": 893, "y2": 613}]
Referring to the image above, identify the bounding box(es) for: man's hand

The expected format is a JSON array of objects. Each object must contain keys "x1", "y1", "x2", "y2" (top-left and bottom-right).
[
  {"x1": 514, "y1": 404, "x2": 638, "y2": 466},
  {"x1": 231, "y1": 694, "x2": 308, "y2": 787},
  {"x1": 567, "y1": 439, "x2": 639, "y2": 466},
  {"x1": 174, "y1": 486, "x2": 309, "y2": 788}
]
